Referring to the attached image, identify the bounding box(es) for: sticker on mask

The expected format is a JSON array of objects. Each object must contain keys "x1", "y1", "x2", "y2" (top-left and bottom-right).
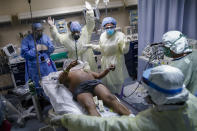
[
  {"x1": 184, "y1": 58, "x2": 190, "y2": 64},
  {"x1": 46, "y1": 58, "x2": 51, "y2": 66},
  {"x1": 55, "y1": 19, "x2": 67, "y2": 34}
]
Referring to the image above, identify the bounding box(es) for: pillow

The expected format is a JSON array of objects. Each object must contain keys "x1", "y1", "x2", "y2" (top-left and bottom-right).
[{"x1": 41, "y1": 71, "x2": 86, "y2": 115}]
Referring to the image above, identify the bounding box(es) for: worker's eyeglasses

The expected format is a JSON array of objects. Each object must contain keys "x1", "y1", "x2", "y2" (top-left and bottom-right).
[
  {"x1": 34, "y1": 29, "x2": 43, "y2": 33},
  {"x1": 105, "y1": 26, "x2": 114, "y2": 30}
]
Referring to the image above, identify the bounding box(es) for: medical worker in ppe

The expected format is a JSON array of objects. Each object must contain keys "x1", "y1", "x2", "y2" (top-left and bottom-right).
[
  {"x1": 21, "y1": 23, "x2": 57, "y2": 95},
  {"x1": 47, "y1": 2, "x2": 97, "y2": 72},
  {"x1": 162, "y1": 30, "x2": 197, "y2": 95},
  {"x1": 50, "y1": 65, "x2": 197, "y2": 131},
  {"x1": 86, "y1": 17, "x2": 131, "y2": 94}
]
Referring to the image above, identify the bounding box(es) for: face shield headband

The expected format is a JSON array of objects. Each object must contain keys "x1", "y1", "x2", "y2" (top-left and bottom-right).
[{"x1": 142, "y1": 77, "x2": 183, "y2": 95}]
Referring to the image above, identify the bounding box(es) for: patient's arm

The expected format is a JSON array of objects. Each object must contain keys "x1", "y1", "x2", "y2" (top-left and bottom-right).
[
  {"x1": 91, "y1": 65, "x2": 115, "y2": 79},
  {"x1": 58, "y1": 71, "x2": 70, "y2": 87},
  {"x1": 59, "y1": 60, "x2": 78, "y2": 86},
  {"x1": 66, "y1": 60, "x2": 78, "y2": 72}
]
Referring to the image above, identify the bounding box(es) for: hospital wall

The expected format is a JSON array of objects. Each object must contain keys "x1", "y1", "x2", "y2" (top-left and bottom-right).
[
  {"x1": 0, "y1": 0, "x2": 124, "y2": 16},
  {"x1": 0, "y1": 7, "x2": 131, "y2": 48}
]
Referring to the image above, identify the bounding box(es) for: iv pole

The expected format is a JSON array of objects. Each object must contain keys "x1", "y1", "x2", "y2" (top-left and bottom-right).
[
  {"x1": 104, "y1": 0, "x2": 109, "y2": 16},
  {"x1": 75, "y1": 40, "x2": 78, "y2": 60},
  {"x1": 28, "y1": 0, "x2": 41, "y2": 81},
  {"x1": 27, "y1": 0, "x2": 43, "y2": 121}
]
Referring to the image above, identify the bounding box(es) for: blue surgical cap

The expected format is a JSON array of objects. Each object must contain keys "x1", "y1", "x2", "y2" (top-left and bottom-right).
[
  {"x1": 32, "y1": 23, "x2": 43, "y2": 29},
  {"x1": 70, "y1": 21, "x2": 82, "y2": 32},
  {"x1": 102, "y1": 17, "x2": 117, "y2": 27}
]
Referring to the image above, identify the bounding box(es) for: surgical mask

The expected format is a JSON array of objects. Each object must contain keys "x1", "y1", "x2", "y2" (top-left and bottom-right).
[
  {"x1": 33, "y1": 30, "x2": 43, "y2": 40},
  {"x1": 36, "y1": 33, "x2": 42, "y2": 39},
  {"x1": 106, "y1": 28, "x2": 115, "y2": 36},
  {"x1": 72, "y1": 33, "x2": 80, "y2": 41},
  {"x1": 73, "y1": 34, "x2": 80, "y2": 41},
  {"x1": 164, "y1": 47, "x2": 172, "y2": 57}
]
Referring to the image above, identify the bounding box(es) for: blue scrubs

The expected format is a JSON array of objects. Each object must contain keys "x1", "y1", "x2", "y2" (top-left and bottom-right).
[{"x1": 21, "y1": 34, "x2": 57, "y2": 94}]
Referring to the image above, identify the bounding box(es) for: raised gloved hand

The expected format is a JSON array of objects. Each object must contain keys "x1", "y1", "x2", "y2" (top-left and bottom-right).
[
  {"x1": 50, "y1": 115, "x2": 64, "y2": 127},
  {"x1": 68, "y1": 60, "x2": 78, "y2": 69},
  {"x1": 95, "y1": 0, "x2": 100, "y2": 7},
  {"x1": 85, "y1": 1, "x2": 94, "y2": 17},
  {"x1": 47, "y1": 17, "x2": 55, "y2": 27},
  {"x1": 36, "y1": 44, "x2": 48, "y2": 51},
  {"x1": 83, "y1": 44, "x2": 93, "y2": 49},
  {"x1": 85, "y1": 1, "x2": 92, "y2": 11}
]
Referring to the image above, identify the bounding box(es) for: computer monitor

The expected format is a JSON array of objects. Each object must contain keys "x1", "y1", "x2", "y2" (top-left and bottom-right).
[{"x1": 3, "y1": 44, "x2": 17, "y2": 57}]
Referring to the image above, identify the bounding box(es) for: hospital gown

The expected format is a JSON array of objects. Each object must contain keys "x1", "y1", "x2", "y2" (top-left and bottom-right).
[
  {"x1": 170, "y1": 51, "x2": 197, "y2": 95},
  {"x1": 91, "y1": 31, "x2": 130, "y2": 94},
  {"x1": 58, "y1": 93, "x2": 197, "y2": 131},
  {"x1": 50, "y1": 10, "x2": 97, "y2": 72},
  {"x1": 21, "y1": 34, "x2": 57, "y2": 89}
]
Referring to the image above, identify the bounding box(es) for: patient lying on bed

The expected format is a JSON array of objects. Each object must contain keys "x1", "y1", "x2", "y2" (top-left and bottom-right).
[{"x1": 58, "y1": 60, "x2": 131, "y2": 116}]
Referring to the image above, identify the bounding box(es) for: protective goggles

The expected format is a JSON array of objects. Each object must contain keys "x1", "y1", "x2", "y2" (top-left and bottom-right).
[
  {"x1": 164, "y1": 34, "x2": 185, "y2": 48},
  {"x1": 104, "y1": 26, "x2": 115, "y2": 30}
]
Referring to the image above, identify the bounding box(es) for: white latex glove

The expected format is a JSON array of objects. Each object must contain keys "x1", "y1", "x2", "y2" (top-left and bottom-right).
[
  {"x1": 36, "y1": 44, "x2": 48, "y2": 51},
  {"x1": 126, "y1": 36, "x2": 132, "y2": 43},
  {"x1": 83, "y1": 44, "x2": 93, "y2": 49},
  {"x1": 85, "y1": 1, "x2": 92, "y2": 11},
  {"x1": 95, "y1": 0, "x2": 100, "y2": 8},
  {"x1": 125, "y1": 36, "x2": 132, "y2": 44},
  {"x1": 47, "y1": 17, "x2": 55, "y2": 27},
  {"x1": 85, "y1": 1, "x2": 94, "y2": 16}
]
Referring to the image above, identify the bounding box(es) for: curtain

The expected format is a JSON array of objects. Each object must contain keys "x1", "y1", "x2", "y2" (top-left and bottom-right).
[{"x1": 138, "y1": 0, "x2": 197, "y2": 80}]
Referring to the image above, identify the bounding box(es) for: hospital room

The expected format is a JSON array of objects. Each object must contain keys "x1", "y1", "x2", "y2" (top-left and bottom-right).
[{"x1": 0, "y1": 0, "x2": 197, "y2": 131}]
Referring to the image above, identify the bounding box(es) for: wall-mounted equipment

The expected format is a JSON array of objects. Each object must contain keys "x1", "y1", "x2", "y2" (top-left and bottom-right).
[
  {"x1": 2, "y1": 44, "x2": 17, "y2": 57},
  {"x1": 55, "y1": 19, "x2": 67, "y2": 34}
]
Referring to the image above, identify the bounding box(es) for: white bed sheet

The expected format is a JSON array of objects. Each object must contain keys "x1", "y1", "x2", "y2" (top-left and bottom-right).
[{"x1": 41, "y1": 71, "x2": 118, "y2": 117}]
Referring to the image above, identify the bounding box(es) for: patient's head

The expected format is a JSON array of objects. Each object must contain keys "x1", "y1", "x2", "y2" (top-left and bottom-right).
[
  {"x1": 63, "y1": 59, "x2": 74, "y2": 70},
  {"x1": 63, "y1": 59, "x2": 88, "y2": 71},
  {"x1": 59, "y1": 59, "x2": 84, "y2": 87}
]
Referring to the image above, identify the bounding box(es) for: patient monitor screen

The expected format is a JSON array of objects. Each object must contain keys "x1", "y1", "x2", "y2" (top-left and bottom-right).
[{"x1": 7, "y1": 45, "x2": 15, "y2": 54}]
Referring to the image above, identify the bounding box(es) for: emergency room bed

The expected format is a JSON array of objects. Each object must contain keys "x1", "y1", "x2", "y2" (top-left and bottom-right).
[{"x1": 41, "y1": 71, "x2": 125, "y2": 117}]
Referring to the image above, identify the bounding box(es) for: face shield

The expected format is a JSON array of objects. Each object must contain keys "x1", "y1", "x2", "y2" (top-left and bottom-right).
[{"x1": 142, "y1": 65, "x2": 189, "y2": 105}]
